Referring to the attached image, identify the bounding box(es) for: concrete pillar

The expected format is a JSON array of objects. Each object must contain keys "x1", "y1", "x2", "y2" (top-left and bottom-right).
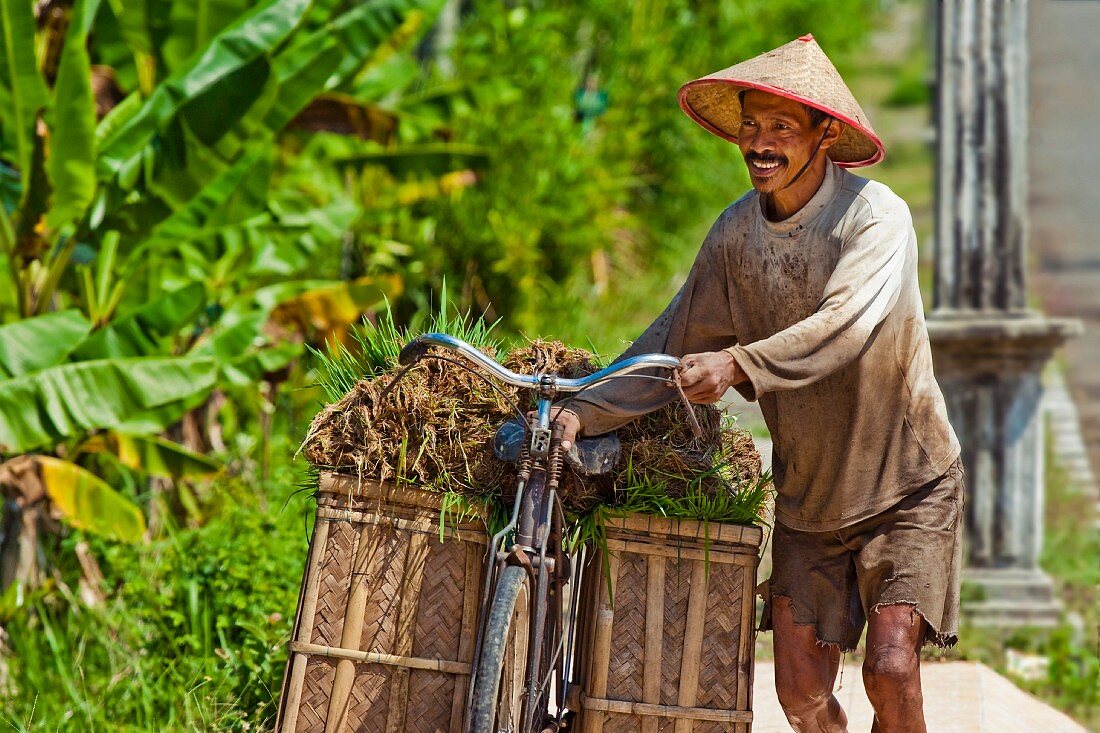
[{"x1": 928, "y1": 0, "x2": 1081, "y2": 626}]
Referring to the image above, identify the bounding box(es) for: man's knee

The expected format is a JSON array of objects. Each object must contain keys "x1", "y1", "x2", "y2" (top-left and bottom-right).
[
  {"x1": 776, "y1": 675, "x2": 835, "y2": 718},
  {"x1": 862, "y1": 643, "x2": 919, "y2": 699}
]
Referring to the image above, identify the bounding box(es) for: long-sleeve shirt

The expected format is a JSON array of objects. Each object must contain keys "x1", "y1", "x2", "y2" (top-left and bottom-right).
[{"x1": 569, "y1": 162, "x2": 960, "y2": 531}]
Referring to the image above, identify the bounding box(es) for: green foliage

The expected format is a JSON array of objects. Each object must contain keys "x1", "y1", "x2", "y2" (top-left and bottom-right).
[
  {"x1": 0, "y1": 0, "x2": 49, "y2": 194},
  {"x1": 0, "y1": 0, "x2": 444, "y2": 548},
  {"x1": 310, "y1": 285, "x2": 502, "y2": 402},
  {"x1": 1, "y1": 490, "x2": 306, "y2": 731},
  {"x1": 884, "y1": 67, "x2": 930, "y2": 108},
  {"x1": 614, "y1": 464, "x2": 773, "y2": 528},
  {"x1": 46, "y1": 0, "x2": 100, "y2": 230},
  {"x1": 0, "y1": 310, "x2": 91, "y2": 377}
]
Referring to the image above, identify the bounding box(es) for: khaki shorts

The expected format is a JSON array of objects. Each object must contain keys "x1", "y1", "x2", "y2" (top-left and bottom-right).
[{"x1": 761, "y1": 459, "x2": 965, "y2": 651}]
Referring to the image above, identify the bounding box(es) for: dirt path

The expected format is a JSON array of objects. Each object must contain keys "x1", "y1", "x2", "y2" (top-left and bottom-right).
[{"x1": 1029, "y1": 0, "x2": 1100, "y2": 482}]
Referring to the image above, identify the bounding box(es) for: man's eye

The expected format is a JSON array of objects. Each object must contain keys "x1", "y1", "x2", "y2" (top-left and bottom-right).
[{"x1": 740, "y1": 120, "x2": 756, "y2": 128}]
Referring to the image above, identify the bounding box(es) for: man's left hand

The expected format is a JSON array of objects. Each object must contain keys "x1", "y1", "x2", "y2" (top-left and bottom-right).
[{"x1": 676, "y1": 350, "x2": 745, "y2": 404}]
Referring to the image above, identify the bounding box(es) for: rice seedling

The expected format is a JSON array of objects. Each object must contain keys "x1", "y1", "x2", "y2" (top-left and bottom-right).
[{"x1": 303, "y1": 292, "x2": 772, "y2": 534}]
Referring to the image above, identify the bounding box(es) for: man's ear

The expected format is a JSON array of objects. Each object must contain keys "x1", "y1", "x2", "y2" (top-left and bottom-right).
[{"x1": 819, "y1": 120, "x2": 845, "y2": 151}]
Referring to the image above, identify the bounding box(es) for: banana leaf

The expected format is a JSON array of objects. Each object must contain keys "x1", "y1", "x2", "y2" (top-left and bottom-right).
[
  {"x1": 70, "y1": 283, "x2": 205, "y2": 360},
  {"x1": 37, "y1": 456, "x2": 146, "y2": 542},
  {"x1": 96, "y1": 0, "x2": 311, "y2": 185},
  {"x1": 0, "y1": 356, "x2": 217, "y2": 454},
  {"x1": 0, "y1": 0, "x2": 49, "y2": 195},
  {"x1": 265, "y1": 0, "x2": 445, "y2": 131},
  {"x1": 160, "y1": 0, "x2": 254, "y2": 74},
  {"x1": 46, "y1": 0, "x2": 102, "y2": 230},
  {"x1": 0, "y1": 310, "x2": 92, "y2": 378},
  {"x1": 140, "y1": 146, "x2": 270, "y2": 250},
  {"x1": 113, "y1": 433, "x2": 220, "y2": 478}
]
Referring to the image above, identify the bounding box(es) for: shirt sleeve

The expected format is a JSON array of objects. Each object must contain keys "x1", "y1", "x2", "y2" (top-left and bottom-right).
[
  {"x1": 727, "y1": 208, "x2": 912, "y2": 401},
  {"x1": 567, "y1": 213, "x2": 739, "y2": 435}
]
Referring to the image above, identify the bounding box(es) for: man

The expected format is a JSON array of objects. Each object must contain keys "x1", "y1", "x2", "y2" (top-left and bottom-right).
[{"x1": 554, "y1": 35, "x2": 963, "y2": 733}]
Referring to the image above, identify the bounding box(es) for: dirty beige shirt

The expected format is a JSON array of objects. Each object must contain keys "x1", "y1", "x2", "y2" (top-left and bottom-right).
[{"x1": 569, "y1": 162, "x2": 960, "y2": 531}]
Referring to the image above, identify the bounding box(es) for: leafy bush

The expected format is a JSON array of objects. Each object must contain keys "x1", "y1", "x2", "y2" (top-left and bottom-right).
[{"x1": 1, "y1": 488, "x2": 309, "y2": 731}]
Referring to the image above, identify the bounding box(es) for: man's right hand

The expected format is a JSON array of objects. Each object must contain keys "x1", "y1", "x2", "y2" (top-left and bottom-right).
[{"x1": 554, "y1": 408, "x2": 581, "y2": 451}]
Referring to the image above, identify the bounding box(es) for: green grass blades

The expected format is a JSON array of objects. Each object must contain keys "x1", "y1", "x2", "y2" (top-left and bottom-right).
[
  {"x1": 0, "y1": 497, "x2": 305, "y2": 731},
  {"x1": 614, "y1": 460, "x2": 773, "y2": 527},
  {"x1": 310, "y1": 283, "x2": 502, "y2": 403}
]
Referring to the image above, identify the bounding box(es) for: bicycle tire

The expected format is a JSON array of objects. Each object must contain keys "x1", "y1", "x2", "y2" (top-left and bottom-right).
[{"x1": 469, "y1": 564, "x2": 532, "y2": 733}]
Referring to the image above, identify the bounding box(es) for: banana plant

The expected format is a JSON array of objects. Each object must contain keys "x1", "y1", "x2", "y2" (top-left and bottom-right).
[
  {"x1": 0, "y1": 0, "x2": 452, "y2": 592},
  {"x1": 0, "y1": 304, "x2": 219, "y2": 588}
]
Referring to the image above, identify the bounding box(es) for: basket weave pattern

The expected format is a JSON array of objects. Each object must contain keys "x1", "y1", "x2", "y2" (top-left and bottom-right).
[
  {"x1": 276, "y1": 476, "x2": 486, "y2": 733},
  {"x1": 578, "y1": 516, "x2": 762, "y2": 733}
]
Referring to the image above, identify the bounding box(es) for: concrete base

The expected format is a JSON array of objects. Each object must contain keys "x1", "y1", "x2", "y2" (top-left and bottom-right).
[
  {"x1": 928, "y1": 312, "x2": 1080, "y2": 626},
  {"x1": 962, "y1": 568, "x2": 1062, "y2": 628}
]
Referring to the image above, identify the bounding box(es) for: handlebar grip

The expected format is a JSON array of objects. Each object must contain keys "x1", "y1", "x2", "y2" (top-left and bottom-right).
[{"x1": 398, "y1": 336, "x2": 431, "y2": 366}]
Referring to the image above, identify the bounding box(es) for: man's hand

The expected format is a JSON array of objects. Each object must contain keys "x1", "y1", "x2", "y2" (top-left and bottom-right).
[
  {"x1": 676, "y1": 350, "x2": 745, "y2": 404},
  {"x1": 526, "y1": 407, "x2": 582, "y2": 450}
]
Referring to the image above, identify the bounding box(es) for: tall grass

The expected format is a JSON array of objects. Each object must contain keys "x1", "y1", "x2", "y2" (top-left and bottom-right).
[
  {"x1": 0, "y1": 481, "x2": 306, "y2": 732},
  {"x1": 309, "y1": 283, "x2": 502, "y2": 403}
]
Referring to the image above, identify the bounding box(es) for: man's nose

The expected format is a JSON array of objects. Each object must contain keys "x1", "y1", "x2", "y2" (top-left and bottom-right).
[{"x1": 748, "y1": 131, "x2": 778, "y2": 153}]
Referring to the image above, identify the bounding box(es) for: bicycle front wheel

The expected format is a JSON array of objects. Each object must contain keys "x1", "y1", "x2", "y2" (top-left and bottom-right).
[{"x1": 469, "y1": 564, "x2": 532, "y2": 733}]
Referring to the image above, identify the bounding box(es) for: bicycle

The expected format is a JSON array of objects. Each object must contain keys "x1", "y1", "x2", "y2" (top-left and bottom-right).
[{"x1": 392, "y1": 332, "x2": 685, "y2": 733}]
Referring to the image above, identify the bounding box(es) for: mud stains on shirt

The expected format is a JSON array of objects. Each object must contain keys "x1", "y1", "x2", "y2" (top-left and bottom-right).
[{"x1": 570, "y1": 162, "x2": 961, "y2": 531}]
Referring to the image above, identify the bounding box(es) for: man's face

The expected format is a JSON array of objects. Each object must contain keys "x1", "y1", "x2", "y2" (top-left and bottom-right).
[{"x1": 736, "y1": 90, "x2": 833, "y2": 194}]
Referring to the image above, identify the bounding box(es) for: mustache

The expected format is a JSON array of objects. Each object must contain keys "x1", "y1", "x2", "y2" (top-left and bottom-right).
[{"x1": 745, "y1": 152, "x2": 787, "y2": 165}]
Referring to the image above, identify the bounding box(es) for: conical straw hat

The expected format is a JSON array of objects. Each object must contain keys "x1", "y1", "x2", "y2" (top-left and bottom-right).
[{"x1": 678, "y1": 34, "x2": 884, "y2": 167}]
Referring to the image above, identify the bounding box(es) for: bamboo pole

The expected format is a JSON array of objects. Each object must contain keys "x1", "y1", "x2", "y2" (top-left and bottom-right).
[
  {"x1": 642, "y1": 555, "x2": 666, "y2": 733},
  {"x1": 279, "y1": 516, "x2": 331, "y2": 733},
  {"x1": 582, "y1": 551, "x2": 620, "y2": 733},
  {"x1": 736, "y1": 565, "x2": 755, "y2": 718},
  {"x1": 288, "y1": 642, "x2": 472, "y2": 674},
  {"x1": 674, "y1": 559, "x2": 709, "y2": 733},
  {"x1": 449, "y1": 541, "x2": 482, "y2": 732},
  {"x1": 581, "y1": 696, "x2": 753, "y2": 723},
  {"x1": 385, "y1": 531, "x2": 430, "y2": 733},
  {"x1": 315, "y1": 506, "x2": 487, "y2": 544},
  {"x1": 603, "y1": 538, "x2": 755, "y2": 565},
  {"x1": 324, "y1": 517, "x2": 385, "y2": 731}
]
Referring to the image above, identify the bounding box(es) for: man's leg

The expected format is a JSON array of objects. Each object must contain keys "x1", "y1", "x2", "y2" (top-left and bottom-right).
[
  {"x1": 772, "y1": 595, "x2": 848, "y2": 733},
  {"x1": 863, "y1": 603, "x2": 926, "y2": 733}
]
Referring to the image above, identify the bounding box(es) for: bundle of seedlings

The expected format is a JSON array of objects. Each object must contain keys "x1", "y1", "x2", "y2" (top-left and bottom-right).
[{"x1": 302, "y1": 306, "x2": 769, "y2": 523}]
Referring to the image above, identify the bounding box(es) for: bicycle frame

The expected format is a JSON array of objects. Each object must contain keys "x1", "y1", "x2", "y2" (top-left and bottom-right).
[
  {"x1": 466, "y1": 379, "x2": 578, "y2": 733},
  {"x1": 395, "y1": 333, "x2": 680, "y2": 732}
]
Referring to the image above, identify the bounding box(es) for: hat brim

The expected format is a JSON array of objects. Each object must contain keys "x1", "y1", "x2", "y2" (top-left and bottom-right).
[{"x1": 678, "y1": 79, "x2": 885, "y2": 168}]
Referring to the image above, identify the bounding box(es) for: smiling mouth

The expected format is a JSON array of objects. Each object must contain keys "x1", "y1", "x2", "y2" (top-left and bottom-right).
[{"x1": 747, "y1": 157, "x2": 786, "y2": 176}]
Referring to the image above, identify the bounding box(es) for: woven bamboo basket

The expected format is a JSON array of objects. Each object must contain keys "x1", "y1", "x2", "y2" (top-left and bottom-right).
[
  {"x1": 276, "y1": 473, "x2": 487, "y2": 733},
  {"x1": 575, "y1": 515, "x2": 763, "y2": 733}
]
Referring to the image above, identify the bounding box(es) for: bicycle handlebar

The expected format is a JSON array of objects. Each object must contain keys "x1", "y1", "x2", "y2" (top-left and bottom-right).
[{"x1": 399, "y1": 333, "x2": 682, "y2": 392}]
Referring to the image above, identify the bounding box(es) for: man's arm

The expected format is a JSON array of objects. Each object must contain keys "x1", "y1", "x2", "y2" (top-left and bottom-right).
[{"x1": 564, "y1": 212, "x2": 739, "y2": 436}]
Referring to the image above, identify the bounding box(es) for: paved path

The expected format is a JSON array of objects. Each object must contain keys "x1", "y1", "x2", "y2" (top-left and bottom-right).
[
  {"x1": 751, "y1": 660, "x2": 1089, "y2": 732},
  {"x1": 1029, "y1": 0, "x2": 1100, "y2": 485}
]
